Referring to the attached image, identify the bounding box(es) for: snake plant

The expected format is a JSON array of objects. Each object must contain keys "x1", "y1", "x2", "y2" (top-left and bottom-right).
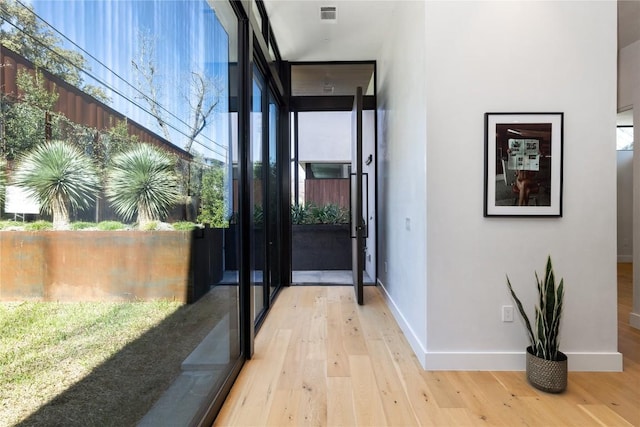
[{"x1": 506, "y1": 256, "x2": 565, "y2": 361}]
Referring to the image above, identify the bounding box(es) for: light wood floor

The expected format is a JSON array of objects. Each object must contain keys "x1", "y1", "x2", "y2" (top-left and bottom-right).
[{"x1": 214, "y1": 264, "x2": 640, "y2": 426}]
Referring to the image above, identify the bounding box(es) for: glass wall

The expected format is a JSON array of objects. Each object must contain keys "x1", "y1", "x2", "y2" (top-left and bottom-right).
[
  {"x1": 250, "y1": 65, "x2": 265, "y2": 322},
  {"x1": 0, "y1": 0, "x2": 242, "y2": 424},
  {"x1": 268, "y1": 91, "x2": 280, "y2": 297}
]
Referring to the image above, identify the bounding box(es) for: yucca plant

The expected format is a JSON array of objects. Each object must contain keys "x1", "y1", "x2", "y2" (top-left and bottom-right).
[
  {"x1": 12, "y1": 141, "x2": 99, "y2": 229},
  {"x1": 105, "y1": 144, "x2": 181, "y2": 229},
  {"x1": 506, "y1": 256, "x2": 565, "y2": 361}
]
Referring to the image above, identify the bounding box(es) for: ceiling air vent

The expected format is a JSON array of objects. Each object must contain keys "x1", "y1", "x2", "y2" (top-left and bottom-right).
[{"x1": 320, "y1": 6, "x2": 337, "y2": 21}]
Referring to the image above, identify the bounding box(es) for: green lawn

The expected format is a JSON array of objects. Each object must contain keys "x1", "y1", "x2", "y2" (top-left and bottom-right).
[{"x1": 0, "y1": 300, "x2": 182, "y2": 426}]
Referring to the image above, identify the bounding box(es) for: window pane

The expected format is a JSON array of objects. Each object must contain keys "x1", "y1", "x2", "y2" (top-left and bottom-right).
[
  {"x1": 0, "y1": 0, "x2": 240, "y2": 424},
  {"x1": 617, "y1": 126, "x2": 634, "y2": 150},
  {"x1": 251, "y1": 66, "x2": 265, "y2": 321}
]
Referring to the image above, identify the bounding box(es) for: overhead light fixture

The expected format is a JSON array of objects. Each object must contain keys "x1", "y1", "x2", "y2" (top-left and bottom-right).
[{"x1": 320, "y1": 6, "x2": 337, "y2": 22}]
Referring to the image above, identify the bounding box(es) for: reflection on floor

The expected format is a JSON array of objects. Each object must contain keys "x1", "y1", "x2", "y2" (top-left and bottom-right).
[
  {"x1": 139, "y1": 286, "x2": 239, "y2": 426},
  {"x1": 220, "y1": 270, "x2": 375, "y2": 286},
  {"x1": 292, "y1": 270, "x2": 375, "y2": 285}
]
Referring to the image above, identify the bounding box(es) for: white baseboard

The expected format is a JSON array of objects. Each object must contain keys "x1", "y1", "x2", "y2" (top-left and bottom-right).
[
  {"x1": 376, "y1": 279, "x2": 623, "y2": 372},
  {"x1": 424, "y1": 352, "x2": 525, "y2": 371},
  {"x1": 565, "y1": 352, "x2": 623, "y2": 371},
  {"x1": 631, "y1": 312, "x2": 640, "y2": 330},
  {"x1": 617, "y1": 254, "x2": 633, "y2": 263},
  {"x1": 423, "y1": 351, "x2": 622, "y2": 372},
  {"x1": 376, "y1": 279, "x2": 428, "y2": 368}
]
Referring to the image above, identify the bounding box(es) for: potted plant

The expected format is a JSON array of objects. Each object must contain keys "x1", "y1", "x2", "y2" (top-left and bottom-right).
[{"x1": 506, "y1": 255, "x2": 567, "y2": 393}]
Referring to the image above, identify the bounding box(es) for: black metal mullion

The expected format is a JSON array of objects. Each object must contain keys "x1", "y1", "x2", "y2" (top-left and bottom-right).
[{"x1": 237, "y1": 8, "x2": 254, "y2": 360}]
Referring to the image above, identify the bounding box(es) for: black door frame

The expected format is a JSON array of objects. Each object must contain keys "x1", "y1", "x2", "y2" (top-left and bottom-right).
[{"x1": 286, "y1": 61, "x2": 378, "y2": 292}]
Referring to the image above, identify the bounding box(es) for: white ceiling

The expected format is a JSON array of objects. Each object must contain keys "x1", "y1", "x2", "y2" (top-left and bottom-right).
[
  {"x1": 263, "y1": 0, "x2": 640, "y2": 62},
  {"x1": 262, "y1": 0, "x2": 397, "y2": 61}
]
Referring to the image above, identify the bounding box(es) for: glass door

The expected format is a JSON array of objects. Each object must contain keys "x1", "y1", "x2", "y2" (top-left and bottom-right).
[
  {"x1": 267, "y1": 91, "x2": 281, "y2": 297},
  {"x1": 250, "y1": 66, "x2": 266, "y2": 323},
  {"x1": 251, "y1": 65, "x2": 283, "y2": 325}
]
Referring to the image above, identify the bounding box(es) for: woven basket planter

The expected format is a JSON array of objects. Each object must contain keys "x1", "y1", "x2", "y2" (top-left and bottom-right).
[{"x1": 526, "y1": 346, "x2": 567, "y2": 393}]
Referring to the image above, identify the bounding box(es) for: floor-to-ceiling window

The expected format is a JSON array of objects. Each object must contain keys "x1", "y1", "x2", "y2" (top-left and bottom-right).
[
  {"x1": 250, "y1": 64, "x2": 284, "y2": 325},
  {"x1": 0, "y1": 0, "x2": 288, "y2": 424},
  {"x1": 0, "y1": 0, "x2": 245, "y2": 424},
  {"x1": 268, "y1": 90, "x2": 281, "y2": 297},
  {"x1": 250, "y1": 65, "x2": 266, "y2": 323}
]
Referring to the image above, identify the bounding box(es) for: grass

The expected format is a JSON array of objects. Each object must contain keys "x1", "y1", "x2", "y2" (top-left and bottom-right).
[
  {"x1": 172, "y1": 221, "x2": 199, "y2": 231},
  {"x1": 23, "y1": 220, "x2": 53, "y2": 231},
  {"x1": 0, "y1": 220, "x2": 19, "y2": 230},
  {"x1": 0, "y1": 293, "x2": 227, "y2": 426},
  {"x1": 70, "y1": 221, "x2": 97, "y2": 230},
  {"x1": 0, "y1": 220, "x2": 205, "y2": 232},
  {"x1": 97, "y1": 220, "x2": 125, "y2": 230}
]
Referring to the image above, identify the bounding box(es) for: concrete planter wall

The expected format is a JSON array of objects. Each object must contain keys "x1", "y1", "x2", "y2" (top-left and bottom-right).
[
  {"x1": 292, "y1": 224, "x2": 351, "y2": 270},
  {"x1": 0, "y1": 227, "x2": 223, "y2": 303}
]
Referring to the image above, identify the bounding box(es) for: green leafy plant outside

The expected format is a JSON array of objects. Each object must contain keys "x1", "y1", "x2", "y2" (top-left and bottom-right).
[
  {"x1": 105, "y1": 144, "x2": 182, "y2": 229},
  {"x1": 141, "y1": 221, "x2": 159, "y2": 231},
  {"x1": 12, "y1": 141, "x2": 100, "y2": 230},
  {"x1": 253, "y1": 204, "x2": 264, "y2": 225},
  {"x1": 0, "y1": 220, "x2": 19, "y2": 230},
  {"x1": 97, "y1": 221, "x2": 125, "y2": 231},
  {"x1": 197, "y1": 166, "x2": 228, "y2": 228},
  {"x1": 0, "y1": 160, "x2": 6, "y2": 206},
  {"x1": 172, "y1": 221, "x2": 199, "y2": 231},
  {"x1": 70, "y1": 221, "x2": 96, "y2": 230},
  {"x1": 24, "y1": 220, "x2": 52, "y2": 231},
  {"x1": 506, "y1": 256, "x2": 565, "y2": 361},
  {"x1": 291, "y1": 203, "x2": 349, "y2": 225}
]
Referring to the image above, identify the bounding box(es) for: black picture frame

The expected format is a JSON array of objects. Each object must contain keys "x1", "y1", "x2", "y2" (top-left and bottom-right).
[{"x1": 484, "y1": 112, "x2": 563, "y2": 217}]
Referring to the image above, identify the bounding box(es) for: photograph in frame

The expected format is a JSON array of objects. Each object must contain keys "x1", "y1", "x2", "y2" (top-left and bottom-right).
[{"x1": 484, "y1": 112, "x2": 563, "y2": 217}]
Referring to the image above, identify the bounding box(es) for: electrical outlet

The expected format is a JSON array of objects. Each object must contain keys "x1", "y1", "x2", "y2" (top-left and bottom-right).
[
  {"x1": 502, "y1": 305, "x2": 514, "y2": 322},
  {"x1": 384, "y1": 262, "x2": 388, "y2": 273}
]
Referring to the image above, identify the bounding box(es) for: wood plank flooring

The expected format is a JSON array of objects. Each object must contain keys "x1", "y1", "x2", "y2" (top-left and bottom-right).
[{"x1": 214, "y1": 264, "x2": 640, "y2": 426}]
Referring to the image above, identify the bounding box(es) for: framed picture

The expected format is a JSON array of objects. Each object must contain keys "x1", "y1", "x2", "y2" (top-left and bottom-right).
[{"x1": 484, "y1": 112, "x2": 563, "y2": 217}]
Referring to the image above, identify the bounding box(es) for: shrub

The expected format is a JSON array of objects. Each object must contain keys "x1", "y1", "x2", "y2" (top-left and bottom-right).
[
  {"x1": 291, "y1": 204, "x2": 307, "y2": 225},
  {"x1": 292, "y1": 203, "x2": 348, "y2": 225},
  {"x1": 97, "y1": 220, "x2": 125, "y2": 231},
  {"x1": 0, "y1": 220, "x2": 19, "y2": 230},
  {"x1": 197, "y1": 165, "x2": 228, "y2": 228},
  {"x1": 308, "y1": 204, "x2": 348, "y2": 224},
  {"x1": 106, "y1": 144, "x2": 182, "y2": 229},
  {"x1": 71, "y1": 221, "x2": 96, "y2": 230},
  {"x1": 141, "y1": 221, "x2": 159, "y2": 231},
  {"x1": 0, "y1": 160, "x2": 6, "y2": 207},
  {"x1": 24, "y1": 220, "x2": 53, "y2": 231},
  {"x1": 12, "y1": 141, "x2": 100, "y2": 230},
  {"x1": 253, "y1": 204, "x2": 263, "y2": 225},
  {"x1": 172, "y1": 221, "x2": 199, "y2": 231}
]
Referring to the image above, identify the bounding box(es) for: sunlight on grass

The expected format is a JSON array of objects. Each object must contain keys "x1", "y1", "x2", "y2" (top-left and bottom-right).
[{"x1": 0, "y1": 300, "x2": 181, "y2": 426}]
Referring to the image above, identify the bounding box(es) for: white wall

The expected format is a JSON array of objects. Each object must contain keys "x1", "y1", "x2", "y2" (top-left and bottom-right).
[
  {"x1": 378, "y1": 0, "x2": 621, "y2": 371},
  {"x1": 363, "y1": 111, "x2": 376, "y2": 280},
  {"x1": 376, "y1": 0, "x2": 428, "y2": 365},
  {"x1": 617, "y1": 150, "x2": 633, "y2": 262},
  {"x1": 619, "y1": 40, "x2": 640, "y2": 329},
  {"x1": 297, "y1": 111, "x2": 351, "y2": 162}
]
